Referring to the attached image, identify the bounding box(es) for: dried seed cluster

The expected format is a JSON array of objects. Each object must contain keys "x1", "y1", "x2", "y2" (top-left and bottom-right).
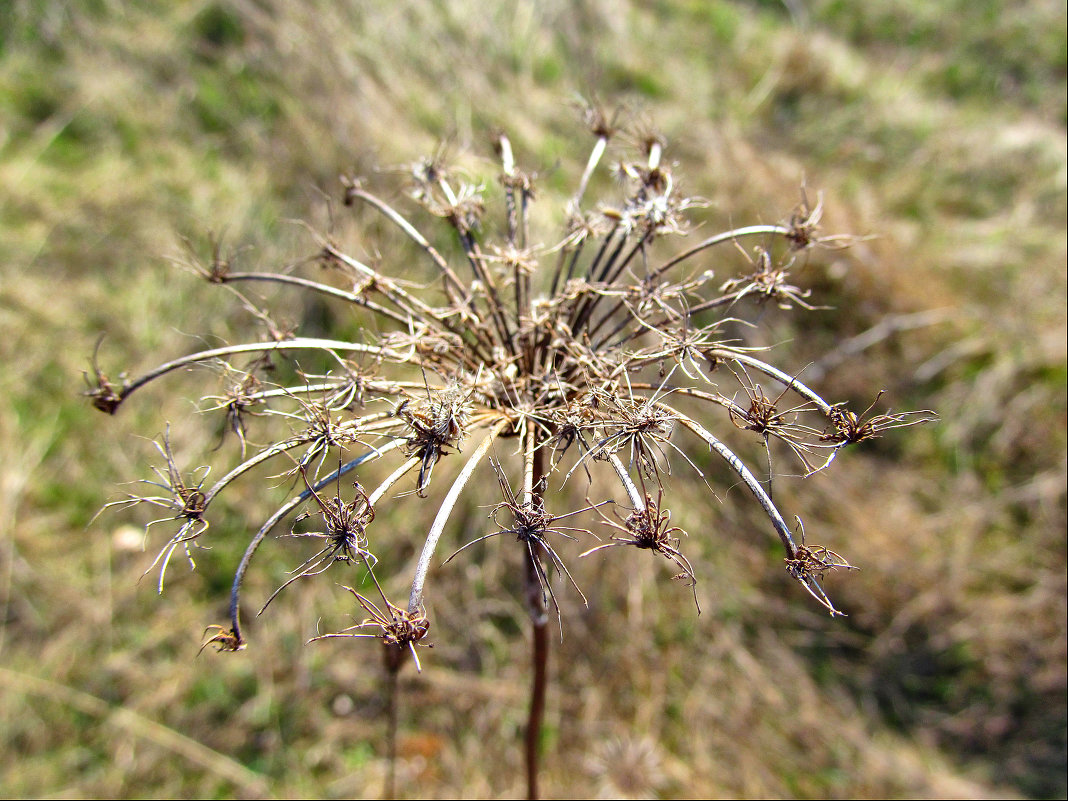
[{"x1": 90, "y1": 107, "x2": 933, "y2": 663}]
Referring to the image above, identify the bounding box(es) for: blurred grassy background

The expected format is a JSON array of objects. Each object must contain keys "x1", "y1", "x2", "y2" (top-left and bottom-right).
[{"x1": 0, "y1": 0, "x2": 1064, "y2": 797}]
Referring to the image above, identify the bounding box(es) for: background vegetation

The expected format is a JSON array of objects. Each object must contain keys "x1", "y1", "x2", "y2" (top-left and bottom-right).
[{"x1": 1, "y1": 0, "x2": 1064, "y2": 797}]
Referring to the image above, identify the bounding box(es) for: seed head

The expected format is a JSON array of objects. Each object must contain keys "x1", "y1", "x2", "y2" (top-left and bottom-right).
[{"x1": 91, "y1": 110, "x2": 933, "y2": 662}]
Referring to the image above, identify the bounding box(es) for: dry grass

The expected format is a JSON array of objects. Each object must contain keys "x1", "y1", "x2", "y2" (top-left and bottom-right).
[{"x1": 1, "y1": 0, "x2": 1063, "y2": 797}]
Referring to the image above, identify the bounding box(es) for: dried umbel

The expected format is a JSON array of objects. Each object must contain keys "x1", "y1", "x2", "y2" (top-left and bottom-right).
[{"x1": 89, "y1": 107, "x2": 933, "y2": 796}]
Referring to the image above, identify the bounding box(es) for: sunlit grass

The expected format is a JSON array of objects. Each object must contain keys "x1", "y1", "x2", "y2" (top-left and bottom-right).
[{"x1": 1, "y1": 0, "x2": 1063, "y2": 797}]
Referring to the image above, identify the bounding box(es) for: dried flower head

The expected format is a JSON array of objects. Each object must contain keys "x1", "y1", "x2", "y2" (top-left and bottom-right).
[{"x1": 91, "y1": 108, "x2": 933, "y2": 795}]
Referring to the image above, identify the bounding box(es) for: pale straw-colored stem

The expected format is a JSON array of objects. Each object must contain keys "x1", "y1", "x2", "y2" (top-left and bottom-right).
[
  {"x1": 246, "y1": 381, "x2": 415, "y2": 403},
  {"x1": 367, "y1": 455, "x2": 421, "y2": 508},
  {"x1": 672, "y1": 409, "x2": 798, "y2": 557},
  {"x1": 222, "y1": 272, "x2": 409, "y2": 326},
  {"x1": 573, "y1": 135, "x2": 607, "y2": 211},
  {"x1": 407, "y1": 418, "x2": 510, "y2": 613},
  {"x1": 710, "y1": 350, "x2": 834, "y2": 415},
  {"x1": 322, "y1": 244, "x2": 443, "y2": 324},
  {"x1": 229, "y1": 440, "x2": 404, "y2": 641},
  {"x1": 344, "y1": 188, "x2": 467, "y2": 298},
  {"x1": 606, "y1": 452, "x2": 646, "y2": 512},
  {"x1": 654, "y1": 224, "x2": 791, "y2": 279},
  {"x1": 119, "y1": 339, "x2": 387, "y2": 405},
  {"x1": 203, "y1": 412, "x2": 397, "y2": 507}
]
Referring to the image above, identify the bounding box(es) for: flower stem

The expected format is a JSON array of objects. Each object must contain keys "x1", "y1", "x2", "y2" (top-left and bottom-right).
[
  {"x1": 524, "y1": 433, "x2": 547, "y2": 801},
  {"x1": 407, "y1": 418, "x2": 510, "y2": 613}
]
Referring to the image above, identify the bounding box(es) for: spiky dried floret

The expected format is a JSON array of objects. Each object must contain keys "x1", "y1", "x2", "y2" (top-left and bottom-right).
[
  {"x1": 310, "y1": 584, "x2": 431, "y2": 673},
  {"x1": 821, "y1": 392, "x2": 936, "y2": 445},
  {"x1": 583, "y1": 490, "x2": 701, "y2": 613}
]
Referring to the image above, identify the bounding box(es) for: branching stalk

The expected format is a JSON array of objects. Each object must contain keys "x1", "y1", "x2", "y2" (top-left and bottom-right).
[{"x1": 93, "y1": 118, "x2": 929, "y2": 792}]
